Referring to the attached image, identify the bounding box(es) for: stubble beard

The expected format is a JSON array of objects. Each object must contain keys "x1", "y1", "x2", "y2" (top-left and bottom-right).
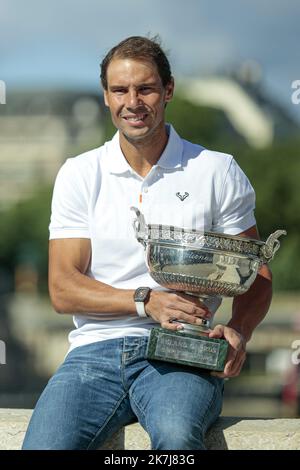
[{"x1": 120, "y1": 118, "x2": 166, "y2": 149}]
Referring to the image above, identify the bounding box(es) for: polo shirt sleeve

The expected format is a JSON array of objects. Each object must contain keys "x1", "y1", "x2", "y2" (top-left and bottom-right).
[
  {"x1": 49, "y1": 159, "x2": 90, "y2": 239},
  {"x1": 213, "y1": 157, "x2": 256, "y2": 235}
]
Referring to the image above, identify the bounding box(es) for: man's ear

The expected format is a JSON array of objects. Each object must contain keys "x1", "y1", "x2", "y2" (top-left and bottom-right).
[
  {"x1": 103, "y1": 90, "x2": 109, "y2": 107},
  {"x1": 165, "y1": 77, "x2": 174, "y2": 103}
]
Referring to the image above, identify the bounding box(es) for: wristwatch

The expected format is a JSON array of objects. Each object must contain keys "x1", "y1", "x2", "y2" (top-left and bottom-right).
[{"x1": 134, "y1": 287, "x2": 151, "y2": 318}]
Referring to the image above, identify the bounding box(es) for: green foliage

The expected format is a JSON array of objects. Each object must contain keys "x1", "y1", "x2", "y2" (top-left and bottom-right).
[
  {"x1": 233, "y1": 139, "x2": 300, "y2": 290},
  {"x1": 102, "y1": 107, "x2": 117, "y2": 142},
  {"x1": 166, "y1": 94, "x2": 245, "y2": 150},
  {"x1": 0, "y1": 186, "x2": 52, "y2": 292}
]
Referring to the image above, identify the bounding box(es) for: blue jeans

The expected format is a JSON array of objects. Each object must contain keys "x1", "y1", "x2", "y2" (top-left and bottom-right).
[{"x1": 22, "y1": 336, "x2": 223, "y2": 450}]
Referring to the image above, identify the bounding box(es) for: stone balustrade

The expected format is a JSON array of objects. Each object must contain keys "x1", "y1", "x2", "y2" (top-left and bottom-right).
[{"x1": 1, "y1": 408, "x2": 299, "y2": 450}]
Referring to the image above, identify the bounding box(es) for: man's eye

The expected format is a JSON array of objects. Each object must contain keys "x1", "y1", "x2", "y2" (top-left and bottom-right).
[
  {"x1": 140, "y1": 87, "x2": 152, "y2": 93},
  {"x1": 113, "y1": 89, "x2": 126, "y2": 94}
]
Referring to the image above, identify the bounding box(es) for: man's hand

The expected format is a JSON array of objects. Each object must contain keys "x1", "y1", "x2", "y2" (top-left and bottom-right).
[
  {"x1": 145, "y1": 291, "x2": 212, "y2": 331},
  {"x1": 209, "y1": 324, "x2": 246, "y2": 378}
]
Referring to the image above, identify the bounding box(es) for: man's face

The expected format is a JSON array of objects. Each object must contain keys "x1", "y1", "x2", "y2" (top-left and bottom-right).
[{"x1": 104, "y1": 58, "x2": 174, "y2": 143}]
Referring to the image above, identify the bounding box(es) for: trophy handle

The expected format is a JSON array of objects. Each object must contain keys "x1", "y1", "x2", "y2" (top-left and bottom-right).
[
  {"x1": 260, "y1": 229, "x2": 287, "y2": 262},
  {"x1": 131, "y1": 206, "x2": 147, "y2": 247}
]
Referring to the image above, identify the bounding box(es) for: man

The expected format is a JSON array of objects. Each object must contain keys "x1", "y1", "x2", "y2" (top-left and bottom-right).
[{"x1": 22, "y1": 36, "x2": 272, "y2": 450}]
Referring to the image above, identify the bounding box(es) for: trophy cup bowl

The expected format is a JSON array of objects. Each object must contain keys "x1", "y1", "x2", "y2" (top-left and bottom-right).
[{"x1": 131, "y1": 207, "x2": 286, "y2": 372}]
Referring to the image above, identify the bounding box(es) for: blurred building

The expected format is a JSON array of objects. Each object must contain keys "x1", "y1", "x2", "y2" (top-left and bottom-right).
[
  {"x1": 180, "y1": 62, "x2": 299, "y2": 149},
  {"x1": 0, "y1": 90, "x2": 105, "y2": 209}
]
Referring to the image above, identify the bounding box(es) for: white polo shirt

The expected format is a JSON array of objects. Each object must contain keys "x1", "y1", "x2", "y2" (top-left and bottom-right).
[{"x1": 49, "y1": 124, "x2": 256, "y2": 352}]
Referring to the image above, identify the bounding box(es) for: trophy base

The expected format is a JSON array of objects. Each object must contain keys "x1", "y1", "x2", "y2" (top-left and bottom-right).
[{"x1": 146, "y1": 325, "x2": 228, "y2": 372}]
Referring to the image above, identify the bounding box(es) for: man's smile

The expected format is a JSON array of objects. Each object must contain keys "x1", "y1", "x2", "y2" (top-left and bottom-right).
[{"x1": 121, "y1": 113, "x2": 149, "y2": 126}]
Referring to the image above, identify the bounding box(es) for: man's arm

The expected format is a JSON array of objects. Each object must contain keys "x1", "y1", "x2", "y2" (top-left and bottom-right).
[
  {"x1": 48, "y1": 238, "x2": 136, "y2": 315},
  {"x1": 48, "y1": 238, "x2": 210, "y2": 329},
  {"x1": 209, "y1": 225, "x2": 273, "y2": 378}
]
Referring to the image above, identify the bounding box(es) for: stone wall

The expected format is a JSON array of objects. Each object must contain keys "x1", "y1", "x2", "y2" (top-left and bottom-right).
[{"x1": 0, "y1": 409, "x2": 299, "y2": 450}]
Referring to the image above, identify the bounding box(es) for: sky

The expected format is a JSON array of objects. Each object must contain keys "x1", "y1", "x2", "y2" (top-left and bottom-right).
[{"x1": 0, "y1": 0, "x2": 300, "y2": 120}]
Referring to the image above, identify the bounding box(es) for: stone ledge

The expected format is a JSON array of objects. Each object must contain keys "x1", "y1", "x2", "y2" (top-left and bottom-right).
[{"x1": 1, "y1": 409, "x2": 299, "y2": 450}]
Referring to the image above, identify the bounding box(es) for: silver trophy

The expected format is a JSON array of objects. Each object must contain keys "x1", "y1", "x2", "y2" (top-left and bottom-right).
[{"x1": 131, "y1": 206, "x2": 286, "y2": 371}]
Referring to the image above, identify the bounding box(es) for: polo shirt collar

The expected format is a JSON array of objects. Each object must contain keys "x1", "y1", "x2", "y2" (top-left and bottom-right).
[
  {"x1": 107, "y1": 124, "x2": 183, "y2": 175},
  {"x1": 157, "y1": 124, "x2": 183, "y2": 170}
]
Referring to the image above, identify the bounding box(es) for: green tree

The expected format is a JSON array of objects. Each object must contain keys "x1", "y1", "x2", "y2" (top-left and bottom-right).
[{"x1": 0, "y1": 186, "x2": 52, "y2": 292}]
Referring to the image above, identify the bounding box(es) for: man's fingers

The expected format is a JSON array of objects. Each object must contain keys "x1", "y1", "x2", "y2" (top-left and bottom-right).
[
  {"x1": 209, "y1": 325, "x2": 246, "y2": 378},
  {"x1": 225, "y1": 343, "x2": 239, "y2": 364},
  {"x1": 210, "y1": 371, "x2": 225, "y2": 378},
  {"x1": 147, "y1": 291, "x2": 212, "y2": 323},
  {"x1": 209, "y1": 324, "x2": 224, "y2": 339},
  {"x1": 160, "y1": 310, "x2": 209, "y2": 330},
  {"x1": 226, "y1": 351, "x2": 246, "y2": 377},
  {"x1": 209, "y1": 325, "x2": 245, "y2": 352},
  {"x1": 174, "y1": 293, "x2": 212, "y2": 315},
  {"x1": 223, "y1": 337, "x2": 245, "y2": 373},
  {"x1": 177, "y1": 313, "x2": 209, "y2": 326},
  {"x1": 171, "y1": 312, "x2": 208, "y2": 326},
  {"x1": 213, "y1": 351, "x2": 246, "y2": 378},
  {"x1": 177, "y1": 303, "x2": 211, "y2": 318},
  {"x1": 161, "y1": 320, "x2": 183, "y2": 331}
]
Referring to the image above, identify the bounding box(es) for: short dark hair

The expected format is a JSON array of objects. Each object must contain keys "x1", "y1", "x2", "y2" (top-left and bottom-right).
[{"x1": 100, "y1": 36, "x2": 172, "y2": 90}]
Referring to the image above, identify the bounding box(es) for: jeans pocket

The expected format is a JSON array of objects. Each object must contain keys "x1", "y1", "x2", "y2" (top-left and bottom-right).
[{"x1": 122, "y1": 337, "x2": 148, "y2": 364}]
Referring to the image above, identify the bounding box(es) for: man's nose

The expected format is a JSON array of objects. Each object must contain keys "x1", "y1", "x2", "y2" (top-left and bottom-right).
[{"x1": 127, "y1": 90, "x2": 143, "y2": 108}]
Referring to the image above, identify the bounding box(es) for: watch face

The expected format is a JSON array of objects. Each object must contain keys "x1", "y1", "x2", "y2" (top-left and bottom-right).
[{"x1": 135, "y1": 287, "x2": 151, "y2": 302}]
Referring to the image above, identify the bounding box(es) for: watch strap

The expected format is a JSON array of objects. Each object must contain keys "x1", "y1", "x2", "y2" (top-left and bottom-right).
[{"x1": 135, "y1": 301, "x2": 148, "y2": 318}]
